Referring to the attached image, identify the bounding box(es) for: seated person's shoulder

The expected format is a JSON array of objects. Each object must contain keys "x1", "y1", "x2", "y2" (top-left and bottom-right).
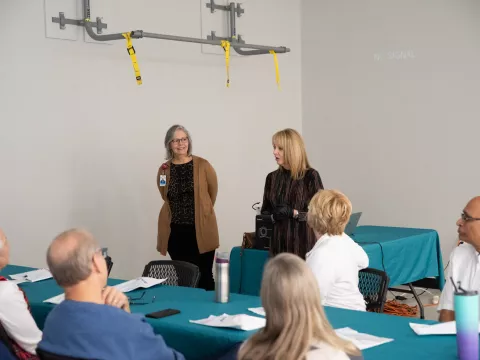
[
  {"x1": 451, "y1": 242, "x2": 477, "y2": 263},
  {"x1": 0, "y1": 280, "x2": 23, "y2": 300},
  {"x1": 307, "y1": 342, "x2": 351, "y2": 360}
]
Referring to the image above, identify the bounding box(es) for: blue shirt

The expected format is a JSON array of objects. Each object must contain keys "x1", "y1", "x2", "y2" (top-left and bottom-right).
[{"x1": 39, "y1": 300, "x2": 185, "y2": 360}]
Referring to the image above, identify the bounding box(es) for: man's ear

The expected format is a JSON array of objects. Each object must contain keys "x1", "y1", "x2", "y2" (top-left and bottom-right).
[{"x1": 92, "y1": 253, "x2": 104, "y2": 274}]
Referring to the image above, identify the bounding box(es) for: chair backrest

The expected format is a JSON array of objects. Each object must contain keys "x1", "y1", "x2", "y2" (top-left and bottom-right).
[
  {"x1": 37, "y1": 349, "x2": 85, "y2": 360},
  {"x1": 142, "y1": 260, "x2": 200, "y2": 288},
  {"x1": 358, "y1": 268, "x2": 390, "y2": 313},
  {"x1": 0, "y1": 322, "x2": 16, "y2": 358},
  {"x1": 105, "y1": 256, "x2": 113, "y2": 276}
]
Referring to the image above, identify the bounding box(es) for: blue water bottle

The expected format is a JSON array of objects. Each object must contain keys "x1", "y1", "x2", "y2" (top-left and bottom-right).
[{"x1": 452, "y1": 279, "x2": 479, "y2": 360}]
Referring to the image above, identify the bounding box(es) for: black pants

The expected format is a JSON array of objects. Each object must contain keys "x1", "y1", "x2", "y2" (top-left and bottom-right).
[{"x1": 168, "y1": 224, "x2": 215, "y2": 291}]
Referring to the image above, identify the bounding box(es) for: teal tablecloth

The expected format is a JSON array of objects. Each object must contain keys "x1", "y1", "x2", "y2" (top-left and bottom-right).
[
  {"x1": 1, "y1": 264, "x2": 455, "y2": 360},
  {"x1": 230, "y1": 226, "x2": 445, "y2": 296}
]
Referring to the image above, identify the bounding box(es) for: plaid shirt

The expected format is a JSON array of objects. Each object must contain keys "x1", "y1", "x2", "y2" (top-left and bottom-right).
[{"x1": 0, "y1": 277, "x2": 39, "y2": 360}]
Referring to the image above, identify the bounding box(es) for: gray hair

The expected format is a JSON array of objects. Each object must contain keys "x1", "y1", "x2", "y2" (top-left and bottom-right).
[
  {"x1": 47, "y1": 229, "x2": 98, "y2": 288},
  {"x1": 164, "y1": 124, "x2": 192, "y2": 160}
]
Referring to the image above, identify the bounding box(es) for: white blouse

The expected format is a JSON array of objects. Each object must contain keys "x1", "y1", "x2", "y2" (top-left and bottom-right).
[
  {"x1": 0, "y1": 281, "x2": 42, "y2": 354},
  {"x1": 306, "y1": 233, "x2": 369, "y2": 311}
]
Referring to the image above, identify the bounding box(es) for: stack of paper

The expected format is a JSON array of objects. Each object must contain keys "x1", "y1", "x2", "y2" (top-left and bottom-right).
[
  {"x1": 248, "y1": 307, "x2": 266, "y2": 316},
  {"x1": 190, "y1": 314, "x2": 266, "y2": 331},
  {"x1": 113, "y1": 277, "x2": 166, "y2": 293},
  {"x1": 409, "y1": 321, "x2": 480, "y2": 335},
  {"x1": 10, "y1": 269, "x2": 52, "y2": 283},
  {"x1": 335, "y1": 328, "x2": 393, "y2": 350},
  {"x1": 44, "y1": 293, "x2": 65, "y2": 305},
  {"x1": 43, "y1": 277, "x2": 167, "y2": 304}
]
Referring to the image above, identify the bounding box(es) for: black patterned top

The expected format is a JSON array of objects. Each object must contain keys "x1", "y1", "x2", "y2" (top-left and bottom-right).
[
  {"x1": 261, "y1": 167, "x2": 324, "y2": 259},
  {"x1": 167, "y1": 160, "x2": 195, "y2": 225}
]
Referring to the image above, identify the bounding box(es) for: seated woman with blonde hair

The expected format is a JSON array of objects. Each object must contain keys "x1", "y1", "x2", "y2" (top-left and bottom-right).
[
  {"x1": 238, "y1": 253, "x2": 362, "y2": 360},
  {"x1": 306, "y1": 190, "x2": 369, "y2": 311}
]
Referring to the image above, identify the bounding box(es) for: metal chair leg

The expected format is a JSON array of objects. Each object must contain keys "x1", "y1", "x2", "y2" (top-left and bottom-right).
[{"x1": 408, "y1": 283, "x2": 425, "y2": 319}]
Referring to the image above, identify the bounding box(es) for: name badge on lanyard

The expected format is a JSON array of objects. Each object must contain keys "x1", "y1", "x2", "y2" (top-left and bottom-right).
[{"x1": 159, "y1": 175, "x2": 167, "y2": 187}]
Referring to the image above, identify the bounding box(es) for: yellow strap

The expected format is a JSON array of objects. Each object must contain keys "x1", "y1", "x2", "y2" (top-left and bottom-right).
[
  {"x1": 269, "y1": 50, "x2": 281, "y2": 89},
  {"x1": 122, "y1": 32, "x2": 142, "y2": 86},
  {"x1": 220, "y1": 40, "x2": 231, "y2": 88}
]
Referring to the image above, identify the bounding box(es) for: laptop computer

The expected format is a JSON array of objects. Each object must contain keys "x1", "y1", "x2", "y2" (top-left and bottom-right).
[{"x1": 344, "y1": 212, "x2": 362, "y2": 236}]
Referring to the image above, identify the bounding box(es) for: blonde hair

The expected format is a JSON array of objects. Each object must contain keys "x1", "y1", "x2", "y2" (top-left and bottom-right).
[
  {"x1": 307, "y1": 190, "x2": 352, "y2": 236},
  {"x1": 272, "y1": 128, "x2": 310, "y2": 180},
  {"x1": 238, "y1": 253, "x2": 360, "y2": 360}
]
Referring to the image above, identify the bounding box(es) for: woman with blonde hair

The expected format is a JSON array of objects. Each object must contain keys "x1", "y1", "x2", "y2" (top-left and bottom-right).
[
  {"x1": 261, "y1": 128, "x2": 323, "y2": 258},
  {"x1": 306, "y1": 190, "x2": 369, "y2": 311},
  {"x1": 238, "y1": 253, "x2": 362, "y2": 360}
]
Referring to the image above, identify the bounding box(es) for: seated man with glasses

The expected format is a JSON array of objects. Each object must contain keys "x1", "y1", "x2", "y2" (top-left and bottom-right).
[
  {"x1": 38, "y1": 229, "x2": 185, "y2": 360},
  {"x1": 438, "y1": 197, "x2": 480, "y2": 322}
]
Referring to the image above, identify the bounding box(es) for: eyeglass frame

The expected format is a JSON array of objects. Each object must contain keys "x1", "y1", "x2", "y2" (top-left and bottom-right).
[
  {"x1": 461, "y1": 211, "x2": 480, "y2": 222},
  {"x1": 170, "y1": 137, "x2": 189, "y2": 145},
  {"x1": 127, "y1": 291, "x2": 156, "y2": 305}
]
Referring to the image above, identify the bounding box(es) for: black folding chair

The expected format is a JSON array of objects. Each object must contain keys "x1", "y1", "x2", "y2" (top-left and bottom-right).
[
  {"x1": 0, "y1": 322, "x2": 16, "y2": 358},
  {"x1": 37, "y1": 349, "x2": 87, "y2": 360},
  {"x1": 358, "y1": 268, "x2": 390, "y2": 313},
  {"x1": 142, "y1": 260, "x2": 200, "y2": 288},
  {"x1": 105, "y1": 256, "x2": 113, "y2": 276}
]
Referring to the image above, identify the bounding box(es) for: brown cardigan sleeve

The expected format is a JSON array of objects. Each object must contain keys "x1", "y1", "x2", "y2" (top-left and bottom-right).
[{"x1": 205, "y1": 161, "x2": 218, "y2": 205}]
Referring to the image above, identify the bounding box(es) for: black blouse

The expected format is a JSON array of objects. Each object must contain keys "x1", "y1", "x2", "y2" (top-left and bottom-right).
[{"x1": 167, "y1": 160, "x2": 195, "y2": 225}]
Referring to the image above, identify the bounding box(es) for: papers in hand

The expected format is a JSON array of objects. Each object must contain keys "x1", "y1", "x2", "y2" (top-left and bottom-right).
[
  {"x1": 190, "y1": 314, "x2": 266, "y2": 331},
  {"x1": 10, "y1": 269, "x2": 52, "y2": 283},
  {"x1": 43, "y1": 277, "x2": 166, "y2": 304},
  {"x1": 248, "y1": 307, "x2": 266, "y2": 316},
  {"x1": 113, "y1": 277, "x2": 166, "y2": 293},
  {"x1": 409, "y1": 321, "x2": 480, "y2": 335},
  {"x1": 335, "y1": 328, "x2": 393, "y2": 350}
]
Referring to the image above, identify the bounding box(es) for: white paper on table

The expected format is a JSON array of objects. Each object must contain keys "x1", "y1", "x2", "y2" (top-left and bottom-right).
[
  {"x1": 113, "y1": 277, "x2": 167, "y2": 293},
  {"x1": 248, "y1": 307, "x2": 266, "y2": 317},
  {"x1": 190, "y1": 313, "x2": 266, "y2": 331},
  {"x1": 43, "y1": 277, "x2": 166, "y2": 304},
  {"x1": 335, "y1": 328, "x2": 393, "y2": 350},
  {"x1": 43, "y1": 293, "x2": 65, "y2": 304},
  {"x1": 9, "y1": 269, "x2": 52, "y2": 282},
  {"x1": 409, "y1": 321, "x2": 480, "y2": 335}
]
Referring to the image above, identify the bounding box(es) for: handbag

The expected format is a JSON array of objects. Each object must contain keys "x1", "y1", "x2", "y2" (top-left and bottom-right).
[{"x1": 241, "y1": 232, "x2": 255, "y2": 254}]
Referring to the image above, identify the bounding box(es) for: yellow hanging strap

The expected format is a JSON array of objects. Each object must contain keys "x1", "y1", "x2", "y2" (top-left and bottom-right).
[
  {"x1": 269, "y1": 50, "x2": 281, "y2": 89},
  {"x1": 220, "y1": 40, "x2": 231, "y2": 88},
  {"x1": 122, "y1": 32, "x2": 142, "y2": 86}
]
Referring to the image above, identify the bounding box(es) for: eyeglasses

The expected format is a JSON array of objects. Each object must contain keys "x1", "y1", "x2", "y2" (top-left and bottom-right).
[
  {"x1": 461, "y1": 212, "x2": 480, "y2": 222},
  {"x1": 127, "y1": 291, "x2": 156, "y2": 305},
  {"x1": 171, "y1": 137, "x2": 188, "y2": 145}
]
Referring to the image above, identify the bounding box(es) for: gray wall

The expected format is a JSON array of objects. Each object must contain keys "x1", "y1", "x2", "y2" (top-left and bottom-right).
[
  {"x1": 0, "y1": 0, "x2": 302, "y2": 278},
  {"x1": 302, "y1": 0, "x2": 480, "y2": 263}
]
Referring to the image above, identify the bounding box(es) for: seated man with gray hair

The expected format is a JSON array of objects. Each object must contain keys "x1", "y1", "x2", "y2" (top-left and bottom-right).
[{"x1": 38, "y1": 229, "x2": 185, "y2": 360}]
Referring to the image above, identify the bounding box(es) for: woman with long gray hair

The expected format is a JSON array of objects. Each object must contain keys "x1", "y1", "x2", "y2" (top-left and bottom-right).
[
  {"x1": 238, "y1": 253, "x2": 362, "y2": 360},
  {"x1": 156, "y1": 125, "x2": 219, "y2": 290}
]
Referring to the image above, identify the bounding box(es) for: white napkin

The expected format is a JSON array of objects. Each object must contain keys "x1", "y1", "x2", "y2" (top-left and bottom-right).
[
  {"x1": 190, "y1": 313, "x2": 266, "y2": 331},
  {"x1": 248, "y1": 307, "x2": 266, "y2": 316},
  {"x1": 409, "y1": 321, "x2": 480, "y2": 335},
  {"x1": 10, "y1": 269, "x2": 52, "y2": 282},
  {"x1": 335, "y1": 327, "x2": 393, "y2": 350}
]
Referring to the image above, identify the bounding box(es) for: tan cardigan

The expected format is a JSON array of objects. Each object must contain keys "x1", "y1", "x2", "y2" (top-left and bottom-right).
[{"x1": 156, "y1": 155, "x2": 219, "y2": 255}]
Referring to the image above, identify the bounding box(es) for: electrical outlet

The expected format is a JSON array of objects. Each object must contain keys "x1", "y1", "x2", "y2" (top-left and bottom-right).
[{"x1": 44, "y1": 0, "x2": 79, "y2": 41}]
